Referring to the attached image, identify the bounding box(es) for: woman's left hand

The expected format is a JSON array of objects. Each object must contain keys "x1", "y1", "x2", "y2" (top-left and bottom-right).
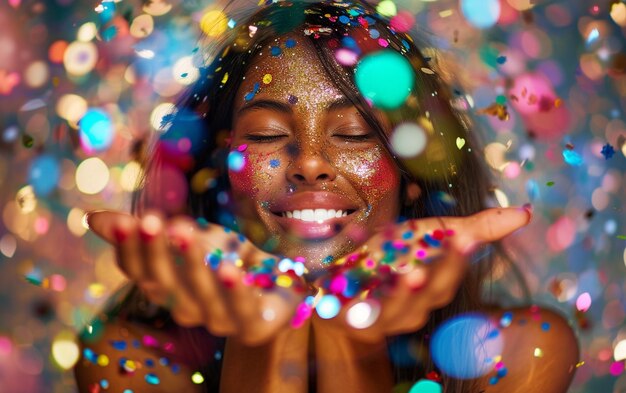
[{"x1": 312, "y1": 207, "x2": 531, "y2": 342}]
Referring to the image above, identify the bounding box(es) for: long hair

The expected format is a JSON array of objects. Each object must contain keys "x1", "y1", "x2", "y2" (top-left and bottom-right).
[{"x1": 111, "y1": 1, "x2": 528, "y2": 392}]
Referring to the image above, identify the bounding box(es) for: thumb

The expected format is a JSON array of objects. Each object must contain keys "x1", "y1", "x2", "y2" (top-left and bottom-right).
[{"x1": 85, "y1": 210, "x2": 136, "y2": 244}]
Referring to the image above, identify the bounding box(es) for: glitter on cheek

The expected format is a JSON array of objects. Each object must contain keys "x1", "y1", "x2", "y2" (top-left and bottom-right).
[
  {"x1": 334, "y1": 149, "x2": 377, "y2": 180},
  {"x1": 229, "y1": 150, "x2": 280, "y2": 201},
  {"x1": 363, "y1": 147, "x2": 400, "y2": 196}
]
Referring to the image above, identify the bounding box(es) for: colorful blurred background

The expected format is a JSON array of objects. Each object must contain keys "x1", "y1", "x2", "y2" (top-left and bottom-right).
[{"x1": 0, "y1": 0, "x2": 624, "y2": 392}]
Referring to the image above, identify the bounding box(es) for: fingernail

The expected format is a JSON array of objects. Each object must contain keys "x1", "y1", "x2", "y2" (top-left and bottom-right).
[
  {"x1": 522, "y1": 203, "x2": 533, "y2": 221},
  {"x1": 169, "y1": 234, "x2": 190, "y2": 252},
  {"x1": 406, "y1": 268, "x2": 427, "y2": 292},
  {"x1": 139, "y1": 214, "x2": 162, "y2": 242},
  {"x1": 113, "y1": 226, "x2": 128, "y2": 243},
  {"x1": 221, "y1": 277, "x2": 236, "y2": 289}
]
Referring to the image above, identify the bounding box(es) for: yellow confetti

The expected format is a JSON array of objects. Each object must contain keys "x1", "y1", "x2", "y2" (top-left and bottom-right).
[
  {"x1": 534, "y1": 347, "x2": 544, "y2": 358},
  {"x1": 276, "y1": 275, "x2": 292, "y2": 288},
  {"x1": 96, "y1": 354, "x2": 109, "y2": 367},
  {"x1": 191, "y1": 371, "x2": 205, "y2": 384},
  {"x1": 221, "y1": 72, "x2": 229, "y2": 84},
  {"x1": 262, "y1": 73, "x2": 272, "y2": 84}
]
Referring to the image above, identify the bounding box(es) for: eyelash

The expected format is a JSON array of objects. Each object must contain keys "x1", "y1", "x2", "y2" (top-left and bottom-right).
[
  {"x1": 333, "y1": 133, "x2": 373, "y2": 142},
  {"x1": 243, "y1": 133, "x2": 374, "y2": 143},
  {"x1": 245, "y1": 134, "x2": 288, "y2": 143}
]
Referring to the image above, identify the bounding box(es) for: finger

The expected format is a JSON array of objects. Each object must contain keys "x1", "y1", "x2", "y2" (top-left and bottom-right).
[
  {"x1": 422, "y1": 246, "x2": 469, "y2": 310},
  {"x1": 85, "y1": 210, "x2": 134, "y2": 244},
  {"x1": 138, "y1": 212, "x2": 174, "y2": 284},
  {"x1": 112, "y1": 217, "x2": 144, "y2": 280},
  {"x1": 365, "y1": 265, "x2": 429, "y2": 336},
  {"x1": 137, "y1": 213, "x2": 205, "y2": 326},
  {"x1": 442, "y1": 207, "x2": 531, "y2": 253},
  {"x1": 217, "y1": 263, "x2": 259, "y2": 332},
  {"x1": 248, "y1": 290, "x2": 301, "y2": 345},
  {"x1": 172, "y1": 219, "x2": 237, "y2": 335}
]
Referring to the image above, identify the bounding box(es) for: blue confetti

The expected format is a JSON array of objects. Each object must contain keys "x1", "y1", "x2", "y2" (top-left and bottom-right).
[
  {"x1": 83, "y1": 348, "x2": 97, "y2": 363},
  {"x1": 110, "y1": 340, "x2": 127, "y2": 350},
  {"x1": 270, "y1": 46, "x2": 282, "y2": 56},
  {"x1": 29, "y1": 155, "x2": 60, "y2": 196},
  {"x1": 316, "y1": 295, "x2": 341, "y2": 319},
  {"x1": 285, "y1": 38, "x2": 296, "y2": 48},
  {"x1": 269, "y1": 159, "x2": 280, "y2": 168},
  {"x1": 601, "y1": 143, "x2": 615, "y2": 160},
  {"x1": 563, "y1": 149, "x2": 583, "y2": 166},
  {"x1": 145, "y1": 373, "x2": 160, "y2": 385},
  {"x1": 228, "y1": 151, "x2": 245, "y2": 172}
]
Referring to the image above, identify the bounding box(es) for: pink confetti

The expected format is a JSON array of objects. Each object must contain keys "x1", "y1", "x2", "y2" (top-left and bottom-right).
[
  {"x1": 576, "y1": 292, "x2": 591, "y2": 312},
  {"x1": 143, "y1": 335, "x2": 159, "y2": 347}
]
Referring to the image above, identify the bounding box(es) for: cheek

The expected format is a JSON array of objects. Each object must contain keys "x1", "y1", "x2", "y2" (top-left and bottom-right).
[
  {"x1": 365, "y1": 153, "x2": 400, "y2": 197},
  {"x1": 228, "y1": 150, "x2": 282, "y2": 202},
  {"x1": 335, "y1": 148, "x2": 400, "y2": 199}
]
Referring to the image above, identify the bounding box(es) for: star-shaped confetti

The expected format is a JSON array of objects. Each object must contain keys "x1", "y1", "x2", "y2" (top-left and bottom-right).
[{"x1": 600, "y1": 143, "x2": 615, "y2": 160}]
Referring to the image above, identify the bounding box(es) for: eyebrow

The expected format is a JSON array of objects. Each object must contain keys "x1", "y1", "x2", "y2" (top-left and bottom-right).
[{"x1": 236, "y1": 97, "x2": 354, "y2": 116}]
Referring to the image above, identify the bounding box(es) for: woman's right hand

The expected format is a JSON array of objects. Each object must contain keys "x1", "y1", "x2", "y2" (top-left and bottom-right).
[{"x1": 86, "y1": 210, "x2": 306, "y2": 346}]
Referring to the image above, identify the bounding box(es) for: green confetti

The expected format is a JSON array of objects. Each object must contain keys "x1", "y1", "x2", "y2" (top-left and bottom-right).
[
  {"x1": 546, "y1": 181, "x2": 555, "y2": 187},
  {"x1": 617, "y1": 235, "x2": 626, "y2": 240}
]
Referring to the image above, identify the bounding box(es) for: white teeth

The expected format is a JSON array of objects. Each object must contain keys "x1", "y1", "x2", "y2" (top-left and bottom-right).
[
  {"x1": 314, "y1": 209, "x2": 326, "y2": 222},
  {"x1": 282, "y1": 209, "x2": 351, "y2": 222},
  {"x1": 301, "y1": 209, "x2": 315, "y2": 222}
]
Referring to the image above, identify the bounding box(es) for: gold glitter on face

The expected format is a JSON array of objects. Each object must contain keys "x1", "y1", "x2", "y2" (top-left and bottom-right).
[{"x1": 228, "y1": 33, "x2": 401, "y2": 270}]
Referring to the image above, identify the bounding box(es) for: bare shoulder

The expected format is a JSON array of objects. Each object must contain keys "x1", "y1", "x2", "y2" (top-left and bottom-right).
[
  {"x1": 476, "y1": 305, "x2": 580, "y2": 393},
  {"x1": 74, "y1": 315, "x2": 214, "y2": 393}
]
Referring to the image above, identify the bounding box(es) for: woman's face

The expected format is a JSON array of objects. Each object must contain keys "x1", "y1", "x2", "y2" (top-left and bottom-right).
[{"x1": 228, "y1": 35, "x2": 401, "y2": 271}]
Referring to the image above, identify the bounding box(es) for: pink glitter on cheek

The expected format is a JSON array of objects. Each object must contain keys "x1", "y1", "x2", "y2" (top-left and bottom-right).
[
  {"x1": 228, "y1": 150, "x2": 279, "y2": 200},
  {"x1": 365, "y1": 151, "x2": 400, "y2": 195},
  {"x1": 228, "y1": 152, "x2": 256, "y2": 196}
]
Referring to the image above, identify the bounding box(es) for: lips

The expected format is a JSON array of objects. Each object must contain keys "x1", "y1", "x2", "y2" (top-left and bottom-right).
[{"x1": 269, "y1": 192, "x2": 359, "y2": 240}]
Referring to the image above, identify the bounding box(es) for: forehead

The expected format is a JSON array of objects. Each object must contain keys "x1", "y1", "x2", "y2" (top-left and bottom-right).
[{"x1": 233, "y1": 34, "x2": 345, "y2": 112}]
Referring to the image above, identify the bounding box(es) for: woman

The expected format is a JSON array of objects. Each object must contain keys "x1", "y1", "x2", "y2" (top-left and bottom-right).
[{"x1": 75, "y1": 1, "x2": 579, "y2": 392}]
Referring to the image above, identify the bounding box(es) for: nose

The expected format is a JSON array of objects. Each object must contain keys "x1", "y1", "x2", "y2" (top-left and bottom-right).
[{"x1": 286, "y1": 144, "x2": 337, "y2": 185}]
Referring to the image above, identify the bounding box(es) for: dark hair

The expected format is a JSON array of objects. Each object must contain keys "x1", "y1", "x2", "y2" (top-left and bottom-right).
[{"x1": 114, "y1": 1, "x2": 529, "y2": 392}]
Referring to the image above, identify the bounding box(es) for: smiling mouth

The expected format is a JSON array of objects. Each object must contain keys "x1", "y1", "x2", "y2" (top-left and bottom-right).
[
  {"x1": 270, "y1": 208, "x2": 358, "y2": 240},
  {"x1": 273, "y1": 208, "x2": 357, "y2": 222}
]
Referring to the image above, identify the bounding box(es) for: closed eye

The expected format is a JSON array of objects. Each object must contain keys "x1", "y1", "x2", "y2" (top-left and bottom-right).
[
  {"x1": 245, "y1": 134, "x2": 289, "y2": 143},
  {"x1": 332, "y1": 132, "x2": 374, "y2": 142}
]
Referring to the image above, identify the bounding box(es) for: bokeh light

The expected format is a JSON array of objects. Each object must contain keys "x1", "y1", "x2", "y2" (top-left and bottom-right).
[
  {"x1": 430, "y1": 313, "x2": 503, "y2": 379},
  {"x1": 78, "y1": 108, "x2": 114, "y2": 152},
  {"x1": 63, "y1": 41, "x2": 98, "y2": 76},
  {"x1": 0, "y1": 1, "x2": 625, "y2": 392},
  {"x1": 461, "y1": 0, "x2": 500, "y2": 29},
  {"x1": 75, "y1": 158, "x2": 110, "y2": 195},
  {"x1": 28, "y1": 155, "x2": 60, "y2": 197},
  {"x1": 355, "y1": 50, "x2": 414, "y2": 109},
  {"x1": 316, "y1": 294, "x2": 341, "y2": 319},
  {"x1": 391, "y1": 123, "x2": 427, "y2": 158}
]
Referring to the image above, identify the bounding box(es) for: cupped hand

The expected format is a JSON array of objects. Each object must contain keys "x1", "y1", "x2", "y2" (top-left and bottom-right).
[
  {"x1": 86, "y1": 210, "x2": 307, "y2": 346},
  {"x1": 312, "y1": 207, "x2": 532, "y2": 342}
]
